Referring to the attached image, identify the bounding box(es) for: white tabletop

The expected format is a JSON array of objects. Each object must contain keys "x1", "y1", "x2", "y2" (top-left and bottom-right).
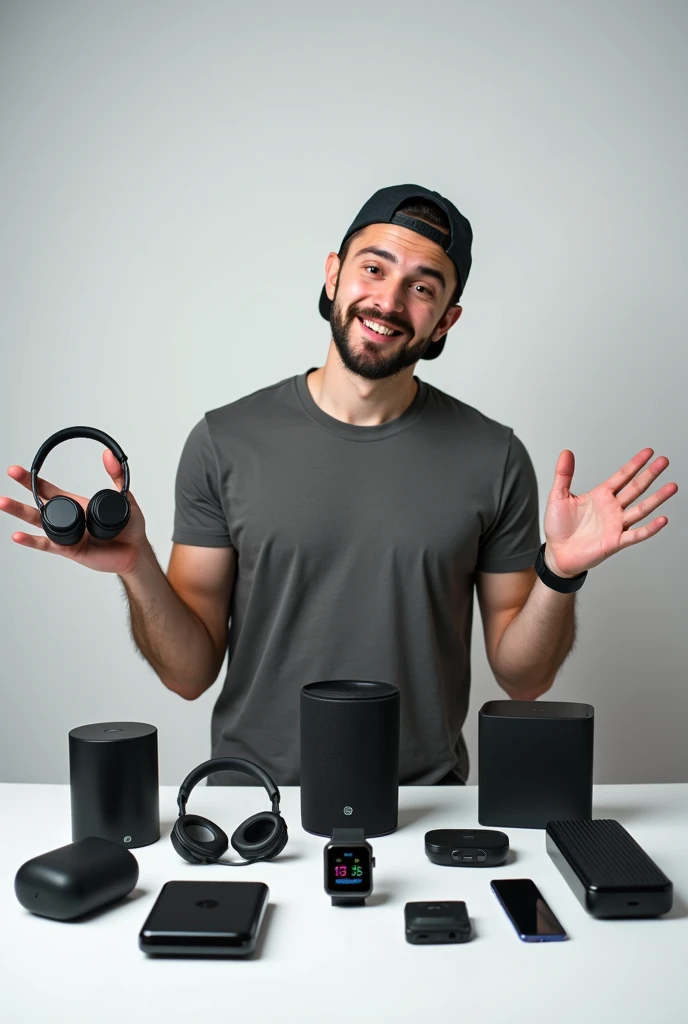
[{"x1": 2, "y1": 782, "x2": 687, "y2": 1024}]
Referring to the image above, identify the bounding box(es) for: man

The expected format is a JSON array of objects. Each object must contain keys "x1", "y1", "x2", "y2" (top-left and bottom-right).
[{"x1": 2, "y1": 184, "x2": 677, "y2": 786}]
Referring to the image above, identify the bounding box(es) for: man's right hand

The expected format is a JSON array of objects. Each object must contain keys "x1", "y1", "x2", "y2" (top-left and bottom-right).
[{"x1": 1, "y1": 448, "x2": 148, "y2": 577}]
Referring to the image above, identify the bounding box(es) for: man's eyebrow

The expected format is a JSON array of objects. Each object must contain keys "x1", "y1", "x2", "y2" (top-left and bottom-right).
[{"x1": 352, "y1": 246, "x2": 447, "y2": 290}]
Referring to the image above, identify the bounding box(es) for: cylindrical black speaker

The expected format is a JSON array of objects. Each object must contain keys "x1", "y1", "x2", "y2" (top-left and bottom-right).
[
  {"x1": 69, "y1": 721, "x2": 160, "y2": 848},
  {"x1": 300, "y1": 680, "x2": 400, "y2": 838}
]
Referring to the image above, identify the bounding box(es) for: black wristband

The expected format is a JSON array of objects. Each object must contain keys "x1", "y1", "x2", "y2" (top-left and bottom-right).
[
  {"x1": 534, "y1": 542, "x2": 587, "y2": 593},
  {"x1": 331, "y1": 896, "x2": 366, "y2": 907},
  {"x1": 331, "y1": 828, "x2": 365, "y2": 843}
]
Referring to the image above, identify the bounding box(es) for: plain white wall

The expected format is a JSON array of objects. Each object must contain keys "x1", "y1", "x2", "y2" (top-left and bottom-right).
[{"x1": 1, "y1": 0, "x2": 686, "y2": 786}]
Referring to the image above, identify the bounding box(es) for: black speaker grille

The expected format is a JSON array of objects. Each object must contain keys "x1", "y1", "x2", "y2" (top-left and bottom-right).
[{"x1": 300, "y1": 681, "x2": 400, "y2": 837}]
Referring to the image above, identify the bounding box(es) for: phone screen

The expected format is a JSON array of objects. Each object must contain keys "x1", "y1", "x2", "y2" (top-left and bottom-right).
[{"x1": 490, "y1": 878, "x2": 567, "y2": 942}]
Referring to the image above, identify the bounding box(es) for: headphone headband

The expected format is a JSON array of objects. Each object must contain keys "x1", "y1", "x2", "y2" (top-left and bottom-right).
[
  {"x1": 177, "y1": 757, "x2": 281, "y2": 815},
  {"x1": 30, "y1": 426, "x2": 129, "y2": 510}
]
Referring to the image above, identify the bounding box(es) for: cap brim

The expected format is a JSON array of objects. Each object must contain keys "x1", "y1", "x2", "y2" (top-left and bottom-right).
[{"x1": 318, "y1": 283, "x2": 445, "y2": 360}]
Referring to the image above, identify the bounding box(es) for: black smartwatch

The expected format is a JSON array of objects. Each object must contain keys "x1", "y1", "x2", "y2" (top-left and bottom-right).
[{"x1": 324, "y1": 828, "x2": 375, "y2": 906}]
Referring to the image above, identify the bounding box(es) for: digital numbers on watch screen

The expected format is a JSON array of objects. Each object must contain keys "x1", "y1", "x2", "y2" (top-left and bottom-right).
[{"x1": 326, "y1": 847, "x2": 371, "y2": 889}]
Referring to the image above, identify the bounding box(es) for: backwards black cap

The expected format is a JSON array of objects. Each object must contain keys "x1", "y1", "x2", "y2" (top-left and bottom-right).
[{"x1": 318, "y1": 184, "x2": 473, "y2": 360}]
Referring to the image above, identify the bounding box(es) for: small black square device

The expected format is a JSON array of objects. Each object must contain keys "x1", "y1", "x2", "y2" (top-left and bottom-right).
[
  {"x1": 425, "y1": 828, "x2": 509, "y2": 867},
  {"x1": 139, "y1": 880, "x2": 269, "y2": 957},
  {"x1": 404, "y1": 901, "x2": 472, "y2": 944}
]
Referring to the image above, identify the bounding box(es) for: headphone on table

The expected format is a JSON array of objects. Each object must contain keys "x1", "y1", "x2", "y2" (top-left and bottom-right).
[
  {"x1": 171, "y1": 757, "x2": 289, "y2": 866},
  {"x1": 31, "y1": 426, "x2": 131, "y2": 546}
]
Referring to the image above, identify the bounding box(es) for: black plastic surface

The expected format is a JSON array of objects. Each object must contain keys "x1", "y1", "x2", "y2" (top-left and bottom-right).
[
  {"x1": 139, "y1": 881, "x2": 269, "y2": 956},
  {"x1": 425, "y1": 828, "x2": 509, "y2": 866},
  {"x1": 69, "y1": 722, "x2": 160, "y2": 848},
  {"x1": 14, "y1": 837, "x2": 139, "y2": 920},
  {"x1": 478, "y1": 700, "x2": 594, "y2": 828},
  {"x1": 546, "y1": 819, "x2": 673, "y2": 918},
  {"x1": 405, "y1": 901, "x2": 472, "y2": 943}
]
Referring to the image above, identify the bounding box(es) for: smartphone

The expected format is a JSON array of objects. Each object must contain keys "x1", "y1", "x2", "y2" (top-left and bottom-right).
[
  {"x1": 404, "y1": 901, "x2": 472, "y2": 944},
  {"x1": 490, "y1": 878, "x2": 568, "y2": 942},
  {"x1": 139, "y1": 880, "x2": 269, "y2": 957}
]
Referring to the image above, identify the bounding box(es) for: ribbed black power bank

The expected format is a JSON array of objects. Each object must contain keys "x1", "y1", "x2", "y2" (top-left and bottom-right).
[{"x1": 546, "y1": 819, "x2": 673, "y2": 919}]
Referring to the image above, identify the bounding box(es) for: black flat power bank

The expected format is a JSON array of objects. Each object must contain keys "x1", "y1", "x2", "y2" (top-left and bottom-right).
[
  {"x1": 139, "y1": 880, "x2": 269, "y2": 956},
  {"x1": 546, "y1": 819, "x2": 673, "y2": 919}
]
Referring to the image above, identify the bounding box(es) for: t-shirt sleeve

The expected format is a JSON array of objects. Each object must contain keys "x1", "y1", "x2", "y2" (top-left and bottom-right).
[
  {"x1": 476, "y1": 431, "x2": 542, "y2": 572},
  {"x1": 171, "y1": 416, "x2": 233, "y2": 547}
]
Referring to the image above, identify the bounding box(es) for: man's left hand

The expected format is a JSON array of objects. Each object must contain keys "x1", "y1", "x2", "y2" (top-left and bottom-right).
[{"x1": 543, "y1": 448, "x2": 678, "y2": 579}]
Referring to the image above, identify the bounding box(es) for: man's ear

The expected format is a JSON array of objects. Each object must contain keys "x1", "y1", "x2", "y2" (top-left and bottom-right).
[
  {"x1": 324, "y1": 252, "x2": 341, "y2": 302},
  {"x1": 433, "y1": 304, "x2": 462, "y2": 340}
]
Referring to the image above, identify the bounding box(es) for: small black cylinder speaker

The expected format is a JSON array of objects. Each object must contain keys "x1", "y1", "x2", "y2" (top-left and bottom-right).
[
  {"x1": 300, "y1": 680, "x2": 400, "y2": 838},
  {"x1": 69, "y1": 721, "x2": 160, "y2": 848},
  {"x1": 478, "y1": 700, "x2": 594, "y2": 829}
]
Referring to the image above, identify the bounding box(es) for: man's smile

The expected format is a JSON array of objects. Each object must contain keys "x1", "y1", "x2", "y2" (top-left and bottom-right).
[{"x1": 356, "y1": 315, "x2": 405, "y2": 341}]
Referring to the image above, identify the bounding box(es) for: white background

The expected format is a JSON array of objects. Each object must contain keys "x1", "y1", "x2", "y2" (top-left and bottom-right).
[{"x1": 1, "y1": 0, "x2": 685, "y2": 784}]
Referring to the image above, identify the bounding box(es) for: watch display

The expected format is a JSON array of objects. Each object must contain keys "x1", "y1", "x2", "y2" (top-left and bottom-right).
[
  {"x1": 325, "y1": 845, "x2": 372, "y2": 892},
  {"x1": 324, "y1": 828, "x2": 375, "y2": 904}
]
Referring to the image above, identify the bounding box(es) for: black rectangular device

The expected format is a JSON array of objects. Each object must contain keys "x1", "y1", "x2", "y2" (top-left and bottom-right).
[
  {"x1": 139, "y1": 880, "x2": 269, "y2": 957},
  {"x1": 546, "y1": 819, "x2": 673, "y2": 918},
  {"x1": 478, "y1": 700, "x2": 594, "y2": 829},
  {"x1": 404, "y1": 901, "x2": 472, "y2": 944},
  {"x1": 490, "y1": 878, "x2": 568, "y2": 942}
]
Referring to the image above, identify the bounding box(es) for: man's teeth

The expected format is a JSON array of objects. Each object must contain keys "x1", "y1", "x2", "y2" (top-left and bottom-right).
[{"x1": 362, "y1": 318, "x2": 397, "y2": 336}]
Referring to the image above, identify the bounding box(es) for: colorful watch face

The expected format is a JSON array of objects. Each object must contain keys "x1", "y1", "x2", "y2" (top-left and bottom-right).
[{"x1": 325, "y1": 844, "x2": 372, "y2": 894}]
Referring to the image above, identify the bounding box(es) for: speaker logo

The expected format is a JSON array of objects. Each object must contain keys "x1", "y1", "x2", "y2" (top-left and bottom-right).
[
  {"x1": 123, "y1": 836, "x2": 132, "y2": 843},
  {"x1": 343, "y1": 806, "x2": 353, "y2": 816}
]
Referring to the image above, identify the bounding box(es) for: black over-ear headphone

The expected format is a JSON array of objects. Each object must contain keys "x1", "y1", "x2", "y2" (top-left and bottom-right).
[
  {"x1": 31, "y1": 426, "x2": 131, "y2": 546},
  {"x1": 171, "y1": 758, "x2": 289, "y2": 866}
]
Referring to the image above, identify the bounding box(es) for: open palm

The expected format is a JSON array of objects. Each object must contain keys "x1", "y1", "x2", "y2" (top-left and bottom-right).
[{"x1": 544, "y1": 448, "x2": 678, "y2": 578}]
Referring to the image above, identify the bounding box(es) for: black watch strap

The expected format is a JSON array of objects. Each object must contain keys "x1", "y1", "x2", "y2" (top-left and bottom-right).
[
  {"x1": 331, "y1": 895, "x2": 366, "y2": 907},
  {"x1": 534, "y1": 542, "x2": 587, "y2": 593},
  {"x1": 331, "y1": 828, "x2": 365, "y2": 843}
]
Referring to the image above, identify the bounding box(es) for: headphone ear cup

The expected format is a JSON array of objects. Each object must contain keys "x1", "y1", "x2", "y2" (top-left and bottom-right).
[
  {"x1": 231, "y1": 811, "x2": 288, "y2": 861},
  {"x1": 171, "y1": 814, "x2": 229, "y2": 864},
  {"x1": 86, "y1": 489, "x2": 130, "y2": 540},
  {"x1": 41, "y1": 496, "x2": 86, "y2": 546}
]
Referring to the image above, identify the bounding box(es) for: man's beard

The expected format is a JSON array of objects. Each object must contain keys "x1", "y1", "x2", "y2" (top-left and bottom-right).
[{"x1": 329, "y1": 285, "x2": 437, "y2": 381}]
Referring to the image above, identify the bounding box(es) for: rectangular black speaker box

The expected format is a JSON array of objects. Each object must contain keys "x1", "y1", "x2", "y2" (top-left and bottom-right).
[
  {"x1": 546, "y1": 819, "x2": 673, "y2": 918},
  {"x1": 478, "y1": 700, "x2": 594, "y2": 829}
]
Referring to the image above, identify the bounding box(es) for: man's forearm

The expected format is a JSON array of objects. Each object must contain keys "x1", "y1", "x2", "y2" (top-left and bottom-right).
[
  {"x1": 493, "y1": 579, "x2": 577, "y2": 700},
  {"x1": 118, "y1": 541, "x2": 219, "y2": 699}
]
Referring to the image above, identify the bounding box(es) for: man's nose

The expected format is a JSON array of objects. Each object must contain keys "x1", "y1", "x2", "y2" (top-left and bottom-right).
[{"x1": 371, "y1": 280, "x2": 406, "y2": 313}]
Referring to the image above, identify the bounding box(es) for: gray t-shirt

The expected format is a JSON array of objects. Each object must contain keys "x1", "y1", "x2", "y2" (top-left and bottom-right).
[{"x1": 172, "y1": 369, "x2": 542, "y2": 785}]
